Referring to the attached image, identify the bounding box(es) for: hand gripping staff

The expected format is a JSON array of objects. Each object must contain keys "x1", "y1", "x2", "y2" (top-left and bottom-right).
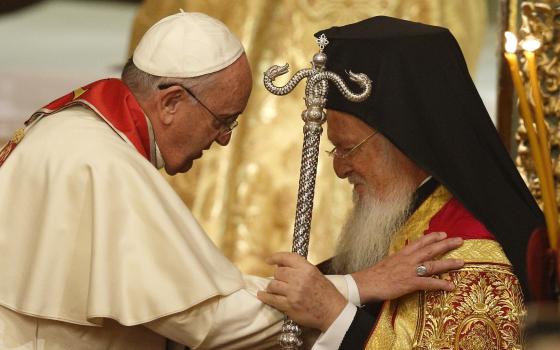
[{"x1": 263, "y1": 34, "x2": 372, "y2": 349}]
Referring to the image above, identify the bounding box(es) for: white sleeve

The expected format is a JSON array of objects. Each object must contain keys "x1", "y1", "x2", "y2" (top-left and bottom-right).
[
  {"x1": 145, "y1": 275, "x2": 282, "y2": 350},
  {"x1": 325, "y1": 275, "x2": 349, "y2": 300},
  {"x1": 311, "y1": 302, "x2": 357, "y2": 350},
  {"x1": 145, "y1": 274, "x2": 352, "y2": 349},
  {"x1": 345, "y1": 274, "x2": 362, "y2": 306}
]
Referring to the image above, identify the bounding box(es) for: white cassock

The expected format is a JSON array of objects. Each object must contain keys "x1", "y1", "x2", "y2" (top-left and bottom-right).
[{"x1": 0, "y1": 106, "x2": 351, "y2": 349}]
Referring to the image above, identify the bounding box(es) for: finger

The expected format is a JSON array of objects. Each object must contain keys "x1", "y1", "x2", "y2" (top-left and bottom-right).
[
  {"x1": 274, "y1": 266, "x2": 294, "y2": 282},
  {"x1": 265, "y1": 251, "x2": 291, "y2": 265},
  {"x1": 423, "y1": 259, "x2": 464, "y2": 276},
  {"x1": 416, "y1": 277, "x2": 455, "y2": 292},
  {"x1": 401, "y1": 232, "x2": 446, "y2": 255},
  {"x1": 257, "y1": 291, "x2": 289, "y2": 311},
  {"x1": 413, "y1": 237, "x2": 463, "y2": 262},
  {"x1": 267, "y1": 252, "x2": 307, "y2": 268},
  {"x1": 266, "y1": 280, "x2": 290, "y2": 296}
]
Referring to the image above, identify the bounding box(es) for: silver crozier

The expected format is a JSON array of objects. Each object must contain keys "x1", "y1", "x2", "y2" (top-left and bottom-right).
[{"x1": 263, "y1": 34, "x2": 372, "y2": 349}]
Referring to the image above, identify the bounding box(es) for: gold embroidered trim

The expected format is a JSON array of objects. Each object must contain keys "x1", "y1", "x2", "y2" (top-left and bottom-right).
[
  {"x1": 390, "y1": 186, "x2": 452, "y2": 254},
  {"x1": 415, "y1": 264, "x2": 525, "y2": 350},
  {"x1": 0, "y1": 128, "x2": 25, "y2": 167},
  {"x1": 73, "y1": 87, "x2": 88, "y2": 100},
  {"x1": 10, "y1": 128, "x2": 25, "y2": 144},
  {"x1": 365, "y1": 301, "x2": 397, "y2": 350},
  {"x1": 442, "y1": 239, "x2": 511, "y2": 265}
]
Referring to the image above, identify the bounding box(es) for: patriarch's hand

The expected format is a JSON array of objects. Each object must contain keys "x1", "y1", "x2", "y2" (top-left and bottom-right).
[{"x1": 352, "y1": 231, "x2": 464, "y2": 303}]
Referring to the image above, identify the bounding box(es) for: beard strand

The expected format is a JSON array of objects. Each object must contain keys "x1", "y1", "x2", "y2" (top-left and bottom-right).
[{"x1": 331, "y1": 180, "x2": 416, "y2": 275}]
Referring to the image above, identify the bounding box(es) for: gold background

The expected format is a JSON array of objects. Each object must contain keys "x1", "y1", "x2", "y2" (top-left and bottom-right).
[{"x1": 128, "y1": 0, "x2": 487, "y2": 276}]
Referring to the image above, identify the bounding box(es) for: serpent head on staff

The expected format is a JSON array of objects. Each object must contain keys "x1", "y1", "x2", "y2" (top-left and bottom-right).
[
  {"x1": 265, "y1": 63, "x2": 290, "y2": 80},
  {"x1": 347, "y1": 70, "x2": 371, "y2": 86}
]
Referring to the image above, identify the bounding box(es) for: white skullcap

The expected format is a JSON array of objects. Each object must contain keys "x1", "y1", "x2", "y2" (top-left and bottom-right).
[{"x1": 133, "y1": 10, "x2": 244, "y2": 78}]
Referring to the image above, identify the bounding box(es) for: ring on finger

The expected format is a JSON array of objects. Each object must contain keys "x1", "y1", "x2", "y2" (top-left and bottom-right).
[{"x1": 416, "y1": 264, "x2": 429, "y2": 277}]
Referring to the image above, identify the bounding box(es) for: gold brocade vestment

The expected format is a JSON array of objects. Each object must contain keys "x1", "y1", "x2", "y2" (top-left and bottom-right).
[{"x1": 366, "y1": 187, "x2": 525, "y2": 350}]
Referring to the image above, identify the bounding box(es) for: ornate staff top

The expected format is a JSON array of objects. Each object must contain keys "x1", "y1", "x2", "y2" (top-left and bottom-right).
[
  {"x1": 263, "y1": 34, "x2": 372, "y2": 350},
  {"x1": 264, "y1": 34, "x2": 372, "y2": 100}
]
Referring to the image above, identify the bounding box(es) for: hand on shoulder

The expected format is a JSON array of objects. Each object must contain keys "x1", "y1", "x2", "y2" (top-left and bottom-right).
[{"x1": 352, "y1": 231, "x2": 464, "y2": 303}]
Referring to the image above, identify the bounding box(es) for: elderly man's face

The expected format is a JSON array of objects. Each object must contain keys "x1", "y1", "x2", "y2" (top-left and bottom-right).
[
  {"x1": 326, "y1": 109, "x2": 425, "y2": 201},
  {"x1": 156, "y1": 55, "x2": 252, "y2": 174}
]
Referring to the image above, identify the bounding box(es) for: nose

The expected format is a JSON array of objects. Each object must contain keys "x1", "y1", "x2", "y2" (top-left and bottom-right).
[
  {"x1": 215, "y1": 132, "x2": 232, "y2": 146},
  {"x1": 332, "y1": 157, "x2": 351, "y2": 179}
]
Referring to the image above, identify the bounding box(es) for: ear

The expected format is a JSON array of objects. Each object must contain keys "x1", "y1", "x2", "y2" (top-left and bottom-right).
[{"x1": 159, "y1": 86, "x2": 184, "y2": 125}]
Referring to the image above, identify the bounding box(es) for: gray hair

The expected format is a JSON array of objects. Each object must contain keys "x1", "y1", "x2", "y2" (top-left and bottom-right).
[{"x1": 121, "y1": 58, "x2": 218, "y2": 100}]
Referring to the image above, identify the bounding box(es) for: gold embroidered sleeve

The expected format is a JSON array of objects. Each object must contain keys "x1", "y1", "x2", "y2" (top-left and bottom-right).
[{"x1": 414, "y1": 240, "x2": 526, "y2": 350}]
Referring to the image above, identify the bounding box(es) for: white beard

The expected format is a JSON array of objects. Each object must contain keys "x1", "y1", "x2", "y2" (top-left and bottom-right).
[{"x1": 331, "y1": 177, "x2": 416, "y2": 274}]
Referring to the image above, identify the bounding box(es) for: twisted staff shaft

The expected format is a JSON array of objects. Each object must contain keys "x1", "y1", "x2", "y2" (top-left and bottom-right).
[
  {"x1": 279, "y1": 123, "x2": 322, "y2": 349},
  {"x1": 292, "y1": 124, "x2": 322, "y2": 257}
]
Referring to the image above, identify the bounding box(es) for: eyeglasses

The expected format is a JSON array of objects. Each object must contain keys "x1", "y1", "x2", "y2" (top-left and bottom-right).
[
  {"x1": 158, "y1": 83, "x2": 239, "y2": 136},
  {"x1": 326, "y1": 131, "x2": 378, "y2": 159}
]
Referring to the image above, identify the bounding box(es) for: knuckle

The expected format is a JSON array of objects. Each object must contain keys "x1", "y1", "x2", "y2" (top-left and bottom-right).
[
  {"x1": 441, "y1": 260, "x2": 454, "y2": 270},
  {"x1": 422, "y1": 248, "x2": 434, "y2": 259},
  {"x1": 290, "y1": 295, "x2": 302, "y2": 307},
  {"x1": 424, "y1": 232, "x2": 438, "y2": 241},
  {"x1": 423, "y1": 261, "x2": 433, "y2": 274},
  {"x1": 266, "y1": 281, "x2": 274, "y2": 292},
  {"x1": 443, "y1": 240, "x2": 456, "y2": 249},
  {"x1": 277, "y1": 267, "x2": 289, "y2": 281}
]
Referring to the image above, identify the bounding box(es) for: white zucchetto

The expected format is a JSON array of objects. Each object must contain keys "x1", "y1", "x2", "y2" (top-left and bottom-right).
[{"x1": 133, "y1": 10, "x2": 244, "y2": 78}]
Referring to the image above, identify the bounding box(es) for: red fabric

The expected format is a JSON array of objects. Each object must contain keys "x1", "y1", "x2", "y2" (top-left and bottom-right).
[
  {"x1": 0, "y1": 141, "x2": 17, "y2": 168},
  {"x1": 32, "y1": 79, "x2": 150, "y2": 160},
  {"x1": 426, "y1": 197, "x2": 558, "y2": 300},
  {"x1": 425, "y1": 197, "x2": 495, "y2": 240},
  {"x1": 526, "y1": 228, "x2": 556, "y2": 301}
]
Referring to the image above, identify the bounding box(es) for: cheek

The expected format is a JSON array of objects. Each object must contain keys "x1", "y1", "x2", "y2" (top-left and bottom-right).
[
  {"x1": 354, "y1": 153, "x2": 390, "y2": 191},
  {"x1": 164, "y1": 128, "x2": 195, "y2": 167},
  {"x1": 355, "y1": 164, "x2": 380, "y2": 187},
  {"x1": 175, "y1": 116, "x2": 205, "y2": 147},
  {"x1": 175, "y1": 121, "x2": 218, "y2": 166}
]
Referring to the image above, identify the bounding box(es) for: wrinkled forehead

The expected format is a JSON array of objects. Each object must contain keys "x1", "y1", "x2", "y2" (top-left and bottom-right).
[
  {"x1": 202, "y1": 55, "x2": 252, "y2": 115},
  {"x1": 326, "y1": 109, "x2": 376, "y2": 142}
]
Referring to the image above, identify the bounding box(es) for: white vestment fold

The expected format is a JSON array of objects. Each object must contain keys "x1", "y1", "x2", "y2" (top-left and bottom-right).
[{"x1": 0, "y1": 106, "x2": 244, "y2": 326}]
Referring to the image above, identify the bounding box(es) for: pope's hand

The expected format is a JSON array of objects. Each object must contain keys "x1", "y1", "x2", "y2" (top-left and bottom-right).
[
  {"x1": 352, "y1": 231, "x2": 464, "y2": 303},
  {"x1": 256, "y1": 252, "x2": 346, "y2": 332}
]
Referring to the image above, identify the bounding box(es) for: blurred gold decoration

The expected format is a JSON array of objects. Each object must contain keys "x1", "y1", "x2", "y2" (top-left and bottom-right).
[
  {"x1": 129, "y1": 0, "x2": 487, "y2": 276},
  {"x1": 506, "y1": 29, "x2": 558, "y2": 249},
  {"x1": 515, "y1": 1, "x2": 560, "y2": 241}
]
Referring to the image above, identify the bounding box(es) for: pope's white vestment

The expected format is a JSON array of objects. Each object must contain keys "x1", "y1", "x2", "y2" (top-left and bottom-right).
[{"x1": 0, "y1": 106, "x2": 348, "y2": 349}]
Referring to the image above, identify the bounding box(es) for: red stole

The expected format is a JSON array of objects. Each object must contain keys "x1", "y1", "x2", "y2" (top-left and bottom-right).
[
  {"x1": 425, "y1": 197, "x2": 496, "y2": 240},
  {"x1": 0, "y1": 79, "x2": 151, "y2": 167}
]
